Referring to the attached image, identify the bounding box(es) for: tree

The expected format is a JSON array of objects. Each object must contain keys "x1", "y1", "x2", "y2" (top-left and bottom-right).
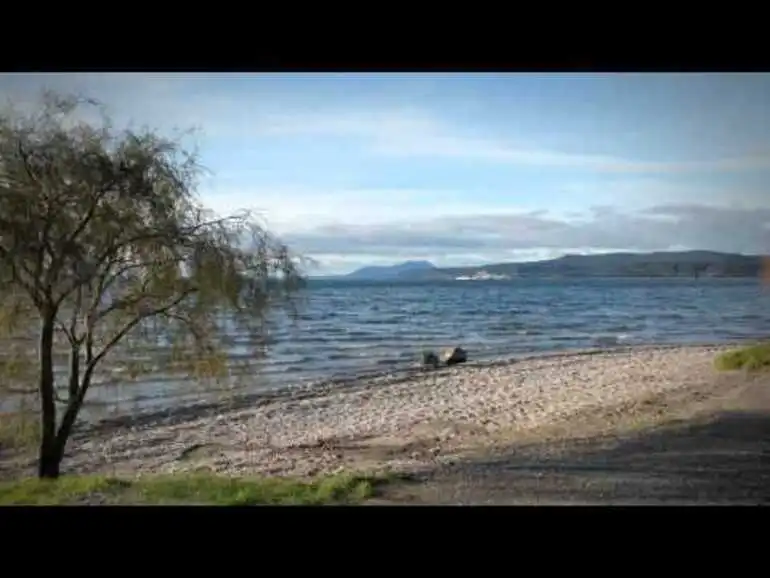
[{"x1": 0, "y1": 91, "x2": 306, "y2": 479}]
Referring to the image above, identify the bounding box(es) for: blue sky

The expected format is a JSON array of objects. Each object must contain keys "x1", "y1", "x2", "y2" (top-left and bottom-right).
[{"x1": 2, "y1": 73, "x2": 769, "y2": 274}]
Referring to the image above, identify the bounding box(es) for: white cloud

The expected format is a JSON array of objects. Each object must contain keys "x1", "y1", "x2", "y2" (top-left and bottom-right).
[{"x1": 197, "y1": 185, "x2": 533, "y2": 235}]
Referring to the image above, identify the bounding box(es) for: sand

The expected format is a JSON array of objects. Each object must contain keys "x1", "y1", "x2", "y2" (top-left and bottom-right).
[{"x1": 0, "y1": 343, "x2": 746, "y2": 479}]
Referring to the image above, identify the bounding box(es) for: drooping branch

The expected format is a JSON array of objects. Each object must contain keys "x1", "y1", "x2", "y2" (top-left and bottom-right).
[
  {"x1": 51, "y1": 217, "x2": 225, "y2": 309},
  {"x1": 84, "y1": 288, "x2": 196, "y2": 380},
  {"x1": 0, "y1": 89, "x2": 308, "y2": 478}
]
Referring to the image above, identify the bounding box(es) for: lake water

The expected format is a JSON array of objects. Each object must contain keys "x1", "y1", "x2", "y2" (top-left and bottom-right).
[{"x1": 7, "y1": 277, "x2": 770, "y2": 417}]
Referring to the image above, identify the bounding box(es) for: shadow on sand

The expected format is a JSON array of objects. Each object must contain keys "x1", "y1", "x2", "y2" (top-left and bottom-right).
[{"x1": 387, "y1": 408, "x2": 770, "y2": 505}]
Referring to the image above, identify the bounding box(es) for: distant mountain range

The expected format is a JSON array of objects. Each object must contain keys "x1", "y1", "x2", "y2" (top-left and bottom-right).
[
  {"x1": 342, "y1": 260, "x2": 437, "y2": 280},
  {"x1": 318, "y1": 251, "x2": 769, "y2": 281}
]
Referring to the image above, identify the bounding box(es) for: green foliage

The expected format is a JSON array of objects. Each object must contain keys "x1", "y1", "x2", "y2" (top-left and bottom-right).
[
  {"x1": 0, "y1": 90, "x2": 308, "y2": 477},
  {"x1": 0, "y1": 473, "x2": 375, "y2": 505},
  {"x1": 714, "y1": 342, "x2": 770, "y2": 372}
]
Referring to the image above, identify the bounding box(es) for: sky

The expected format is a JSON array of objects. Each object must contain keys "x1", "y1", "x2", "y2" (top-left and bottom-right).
[{"x1": 1, "y1": 72, "x2": 769, "y2": 275}]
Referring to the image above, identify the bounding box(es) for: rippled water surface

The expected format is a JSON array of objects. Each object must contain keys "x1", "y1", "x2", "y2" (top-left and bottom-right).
[{"x1": 10, "y1": 277, "x2": 770, "y2": 416}]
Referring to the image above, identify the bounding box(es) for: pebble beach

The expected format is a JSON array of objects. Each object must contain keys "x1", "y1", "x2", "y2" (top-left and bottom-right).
[{"x1": 3, "y1": 343, "x2": 736, "y2": 480}]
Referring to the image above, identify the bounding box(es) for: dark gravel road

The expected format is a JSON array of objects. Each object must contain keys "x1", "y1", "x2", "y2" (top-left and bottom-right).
[{"x1": 374, "y1": 371, "x2": 770, "y2": 505}]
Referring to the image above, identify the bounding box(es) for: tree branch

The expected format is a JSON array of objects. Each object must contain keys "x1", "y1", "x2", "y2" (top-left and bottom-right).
[
  {"x1": 62, "y1": 185, "x2": 115, "y2": 248},
  {"x1": 160, "y1": 311, "x2": 210, "y2": 349},
  {"x1": 53, "y1": 230, "x2": 188, "y2": 308},
  {"x1": 86, "y1": 289, "x2": 195, "y2": 374},
  {"x1": 55, "y1": 319, "x2": 75, "y2": 344},
  {"x1": 54, "y1": 285, "x2": 84, "y2": 346},
  {"x1": 17, "y1": 141, "x2": 56, "y2": 290},
  {"x1": 58, "y1": 288, "x2": 197, "y2": 449},
  {"x1": 0, "y1": 245, "x2": 43, "y2": 308},
  {"x1": 69, "y1": 284, "x2": 83, "y2": 341},
  {"x1": 67, "y1": 342, "x2": 80, "y2": 402},
  {"x1": 91, "y1": 273, "x2": 164, "y2": 325}
]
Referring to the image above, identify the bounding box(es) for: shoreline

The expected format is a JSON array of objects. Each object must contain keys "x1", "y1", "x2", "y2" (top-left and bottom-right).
[
  {"x1": 0, "y1": 340, "x2": 754, "y2": 481},
  {"x1": 71, "y1": 339, "x2": 751, "y2": 438}
]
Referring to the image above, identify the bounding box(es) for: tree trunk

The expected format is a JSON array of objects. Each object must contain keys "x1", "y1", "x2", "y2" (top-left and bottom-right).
[
  {"x1": 38, "y1": 443, "x2": 63, "y2": 478},
  {"x1": 55, "y1": 383, "x2": 87, "y2": 464},
  {"x1": 37, "y1": 313, "x2": 59, "y2": 479},
  {"x1": 53, "y1": 359, "x2": 96, "y2": 474}
]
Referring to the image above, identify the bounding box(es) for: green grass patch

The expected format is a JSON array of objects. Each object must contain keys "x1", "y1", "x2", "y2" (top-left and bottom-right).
[
  {"x1": 0, "y1": 472, "x2": 380, "y2": 505},
  {"x1": 714, "y1": 342, "x2": 770, "y2": 372}
]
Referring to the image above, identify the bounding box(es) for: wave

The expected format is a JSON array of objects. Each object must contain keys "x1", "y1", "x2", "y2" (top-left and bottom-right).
[{"x1": 4, "y1": 278, "x2": 767, "y2": 416}]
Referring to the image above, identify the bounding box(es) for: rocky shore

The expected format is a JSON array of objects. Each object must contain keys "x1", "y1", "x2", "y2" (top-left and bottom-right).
[{"x1": 0, "y1": 343, "x2": 744, "y2": 480}]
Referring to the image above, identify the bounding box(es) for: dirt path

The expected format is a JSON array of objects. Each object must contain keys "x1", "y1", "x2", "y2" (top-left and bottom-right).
[{"x1": 372, "y1": 370, "x2": 770, "y2": 504}]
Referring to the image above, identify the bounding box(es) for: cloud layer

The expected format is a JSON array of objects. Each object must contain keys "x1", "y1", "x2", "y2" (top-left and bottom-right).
[{"x1": 282, "y1": 204, "x2": 770, "y2": 272}]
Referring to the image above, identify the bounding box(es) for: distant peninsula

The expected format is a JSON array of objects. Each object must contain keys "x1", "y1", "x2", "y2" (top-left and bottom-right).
[{"x1": 319, "y1": 251, "x2": 769, "y2": 281}]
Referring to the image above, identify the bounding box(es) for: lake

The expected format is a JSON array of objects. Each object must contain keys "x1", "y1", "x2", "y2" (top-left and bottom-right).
[{"x1": 6, "y1": 277, "x2": 770, "y2": 417}]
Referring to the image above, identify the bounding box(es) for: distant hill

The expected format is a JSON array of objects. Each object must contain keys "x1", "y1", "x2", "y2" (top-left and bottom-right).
[
  {"x1": 324, "y1": 251, "x2": 767, "y2": 281},
  {"x1": 342, "y1": 260, "x2": 440, "y2": 280},
  {"x1": 437, "y1": 251, "x2": 766, "y2": 280}
]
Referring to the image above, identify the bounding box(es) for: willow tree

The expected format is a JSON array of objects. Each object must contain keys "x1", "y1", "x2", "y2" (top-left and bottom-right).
[{"x1": 0, "y1": 92, "x2": 305, "y2": 478}]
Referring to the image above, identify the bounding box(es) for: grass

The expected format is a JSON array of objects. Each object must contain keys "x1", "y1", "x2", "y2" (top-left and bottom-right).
[
  {"x1": 0, "y1": 472, "x2": 381, "y2": 505},
  {"x1": 714, "y1": 342, "x2": 770, "y2": 372}
]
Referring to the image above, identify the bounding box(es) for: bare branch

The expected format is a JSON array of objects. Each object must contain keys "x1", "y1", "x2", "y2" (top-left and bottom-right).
[
  {"x1": 55, "y1": 319, "x2": 75, "y2": 345},
  {"x1": 87, "y1": 289, "x2": 195, "y2": 373},
  {"x1": 69, "y1": 284, "x2": 83, "y2": 342}
]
